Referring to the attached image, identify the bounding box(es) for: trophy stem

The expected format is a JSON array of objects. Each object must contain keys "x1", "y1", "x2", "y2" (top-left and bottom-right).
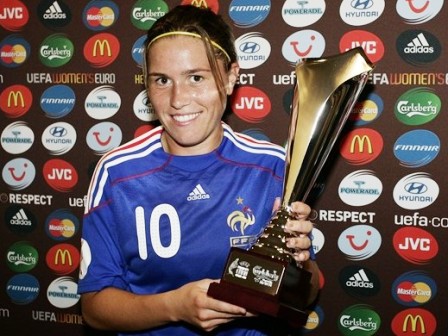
[{"x1": 249, "y1": 206, "x2": 296, "y2": 264}]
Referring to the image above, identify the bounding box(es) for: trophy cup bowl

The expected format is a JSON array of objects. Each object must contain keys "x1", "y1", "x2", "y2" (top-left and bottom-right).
[{"x1": 208, "y1": 47, "x2": 374, "y2": 327}]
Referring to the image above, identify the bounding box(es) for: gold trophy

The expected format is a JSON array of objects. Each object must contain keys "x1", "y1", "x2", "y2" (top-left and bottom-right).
[{"x1": 208, "y1": 47, "x2": 374, "y2": 327}]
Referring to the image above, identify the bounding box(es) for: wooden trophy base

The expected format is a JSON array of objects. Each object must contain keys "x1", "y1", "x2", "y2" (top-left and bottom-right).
[
  {"x1": 207, "y1": 248, "x2": 311, "y2": 328},
  {"x1": 208, "y1": 280, "x2": 309, "y2": 327}
]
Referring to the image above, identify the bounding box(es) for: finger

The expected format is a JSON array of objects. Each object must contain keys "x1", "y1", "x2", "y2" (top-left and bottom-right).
[
  {"x1": 205, "y1": 296, "x2": 247, "y2": 316},
  {"x1": 286, "y1": 236, "x2": 311, "y2": 250},
  {"x1": 271, "y1": 197, "x2": 281, "y2": 213},
  {"x1": 198, "y1": 316, "x2": 238, "y2": 332},
  {"x1": 293, "y1": 250, "x2": 310, "y2": 263},
  {"x1": 285, "y1": 219, "x2": 314, "y2": 235},
  {"x1": 289, "y1": 202, "x2": 311, "y2": 219}
]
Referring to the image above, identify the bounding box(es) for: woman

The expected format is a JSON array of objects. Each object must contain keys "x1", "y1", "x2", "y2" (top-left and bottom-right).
[{"x1": 78, "y1": 5, "x2": 319, "y2": 335}]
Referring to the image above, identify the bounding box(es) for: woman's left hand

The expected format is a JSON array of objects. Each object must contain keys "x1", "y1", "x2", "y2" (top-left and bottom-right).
[{"x1": 283, "y1": 201, "x2": 314, "y2": 263}]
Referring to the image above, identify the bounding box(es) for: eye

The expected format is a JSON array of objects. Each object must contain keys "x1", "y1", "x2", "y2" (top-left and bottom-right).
[
  {"x1": 155, "y1": 76, "x2": 170, "y2": 86},
  {"x1": 190, "y1": 75, "x2": 203, "y2": 83}
]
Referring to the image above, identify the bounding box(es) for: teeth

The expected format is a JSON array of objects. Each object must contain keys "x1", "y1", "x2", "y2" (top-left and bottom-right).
[{"x1": 173, "y1": 113, "x2": 199, "y2": 123}]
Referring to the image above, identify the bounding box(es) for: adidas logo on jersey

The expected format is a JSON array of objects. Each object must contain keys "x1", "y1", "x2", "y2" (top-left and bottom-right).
[
  {"x1": 404, "y1": 33, "x2": 434, "y2": 54},
  {"x1": 44, "y1": 1, "x2": 67, "y2": 19},
  {"x1": 187, "y1": 184, "x2": 210, "y2": 201},
  {"x1": 11, "y1": 208, "x2": 32, "y2": 226},
  {"x1": 345, "y1": 269, "x2": 374, "y2": 288}
]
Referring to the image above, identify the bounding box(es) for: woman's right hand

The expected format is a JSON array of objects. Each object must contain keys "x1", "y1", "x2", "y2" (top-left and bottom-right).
[{"x1": 170, "y1": 279, "x2": 249, "y2": 332}]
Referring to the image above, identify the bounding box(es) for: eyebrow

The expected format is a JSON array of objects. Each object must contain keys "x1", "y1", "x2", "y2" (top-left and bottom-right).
[{"x1": 147, "y1": 68, "x2": 213, "y2": 78}]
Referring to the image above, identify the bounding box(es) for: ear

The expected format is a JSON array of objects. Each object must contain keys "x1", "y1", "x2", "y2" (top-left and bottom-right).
[{"x1": 226, "y1": 62, "x2": 240, "y2": 95}]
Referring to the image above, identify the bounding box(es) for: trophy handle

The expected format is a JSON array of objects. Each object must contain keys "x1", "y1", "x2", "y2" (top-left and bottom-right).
[{"x1": 283, "y1": 47, "x2": 374, "y2": 206}]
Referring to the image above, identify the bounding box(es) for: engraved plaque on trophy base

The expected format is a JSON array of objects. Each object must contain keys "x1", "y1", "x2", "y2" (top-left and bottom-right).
[{"x1": 208, "y1": 247, "x2": 312, "y2": 327}]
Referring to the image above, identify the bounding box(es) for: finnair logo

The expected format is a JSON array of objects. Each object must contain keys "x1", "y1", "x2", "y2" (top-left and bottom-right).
[{"x1": 187, "y1": 184, "x2": 210, "y2": 201}]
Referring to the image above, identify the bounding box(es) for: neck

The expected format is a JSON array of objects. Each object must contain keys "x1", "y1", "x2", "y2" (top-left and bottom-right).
[{"x1": 161, "y1": 128, "x2": 224, "y2": 156}]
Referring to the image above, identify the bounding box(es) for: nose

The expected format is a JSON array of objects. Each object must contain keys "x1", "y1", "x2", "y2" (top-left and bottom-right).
[{"x1": 170, "y1": 82, "x2": 190, "y2": 110}]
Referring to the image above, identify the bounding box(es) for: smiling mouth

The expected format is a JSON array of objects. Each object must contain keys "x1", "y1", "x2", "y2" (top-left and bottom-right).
[{"x1": 173, "y1": 113, "x2": 200, "y2": 123}]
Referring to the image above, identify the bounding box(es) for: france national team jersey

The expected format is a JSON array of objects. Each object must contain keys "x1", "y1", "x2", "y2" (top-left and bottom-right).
[{"x1": 78, "y1": 123, "x2": 291, "y2": 335}]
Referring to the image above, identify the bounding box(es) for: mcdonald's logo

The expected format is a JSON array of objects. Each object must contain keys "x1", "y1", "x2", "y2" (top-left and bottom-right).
[
  {"x1": 181, "y1": 0, "x2": 219, "y2": 13},
  {"x1": 340, "y1": 128, "x2": 383, "y2": 165},
  {"x1": 93, "y1": 39, "x2": 112, "y2": 57},
  {"x1": 84, "y1": 33, "x2": 120, "y2": 67},
  {"x1": 54, "y1": 249, "x2": 73, "y2": 266},
  {"x1": 45, "y1": 243, "x2": 80, "y2": 275},
  {"x1": 7, "y1": 90, "x2": 25, "y2": 108},
  {"x1": 0, "y1": 85, "x2": 32, "y2": 118},
  {"x1": 403, "y1": 314, "x2": 425, "y2": 333},
  {"x1": 350, "y1": 135, "x2": 373, "y2": 154},
  {"x1": 391, "y1": 308, "x2": 436, "y2": 336},
  {"x1": 190, "y1": 0, "x2": 208, "y2": 8}
]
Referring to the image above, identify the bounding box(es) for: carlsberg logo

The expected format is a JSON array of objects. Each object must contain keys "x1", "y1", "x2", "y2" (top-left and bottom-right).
[
  {"x1": 338, "y1": 304, "x2": 381, "y2": 336},
  {"x1": 395, "y1": 87, "x2": 441, "y2": 126},
  {"x1": 39, "y1": 34, "x2": 74, "y2": 67}
]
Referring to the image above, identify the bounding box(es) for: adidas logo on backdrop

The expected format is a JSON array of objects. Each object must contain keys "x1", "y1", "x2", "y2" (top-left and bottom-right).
[
  {"x1": 346, "y1": 269, "x2": 374, "y2": 288},
  {"x1": 12, "y1": 208, "x2": 32, "y2": 226},
  {"x1": 44, "y1": 1, "x2": 67, "y2": 19},
  {"x1": 404, "y1": 32, "x2": 433, "y2": 54}
]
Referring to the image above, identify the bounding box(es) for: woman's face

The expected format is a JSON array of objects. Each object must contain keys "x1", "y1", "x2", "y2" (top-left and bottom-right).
[{"x1": 146, "y1": 35, "x2": 239, "y2": 156}]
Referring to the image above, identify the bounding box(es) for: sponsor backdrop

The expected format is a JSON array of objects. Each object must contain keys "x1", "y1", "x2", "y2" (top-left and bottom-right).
[{"x1": 1, "y1": 0, "x2": 447, "y2": 335}]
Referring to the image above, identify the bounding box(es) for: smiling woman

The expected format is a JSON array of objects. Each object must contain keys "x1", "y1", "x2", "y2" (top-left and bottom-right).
[
  {"x1": 144, "y1": 34, "x2": 239, "y2": 155},
  {"x1": 78, "y1": 5, "x2": 319, "y2": 336}
]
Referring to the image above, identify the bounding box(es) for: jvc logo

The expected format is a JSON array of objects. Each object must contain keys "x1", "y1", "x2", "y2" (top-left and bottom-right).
[
  {"x1": 231, "y1": 85, "x2": 271, "y2": 123},
  {"x1": 43, "y1": 159, "x2": 78, "y2": 192},
  {"x1": 350, "y1": 41, "x2": 376, "y2": 54},
  {"x1": 47, "y1": 168, "x2": 73, "y2": 180},
  {"x1": 398, "y1": 237, "x2": 431, "y2": 251},
  {"x1": 0, "y1": 7, "x2": 24, "y2": 19},
  {"x1": 234, "y1": 97, "x2": 264, "y2": 110},
  {"x1": 393, "y1": 227, "x2": 438, "y2": 264}
]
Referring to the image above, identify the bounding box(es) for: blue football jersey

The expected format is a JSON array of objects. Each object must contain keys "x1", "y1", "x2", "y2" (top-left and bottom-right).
[{"x1": 79, "y1": 123, "x2": 291, "y2": 335}]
